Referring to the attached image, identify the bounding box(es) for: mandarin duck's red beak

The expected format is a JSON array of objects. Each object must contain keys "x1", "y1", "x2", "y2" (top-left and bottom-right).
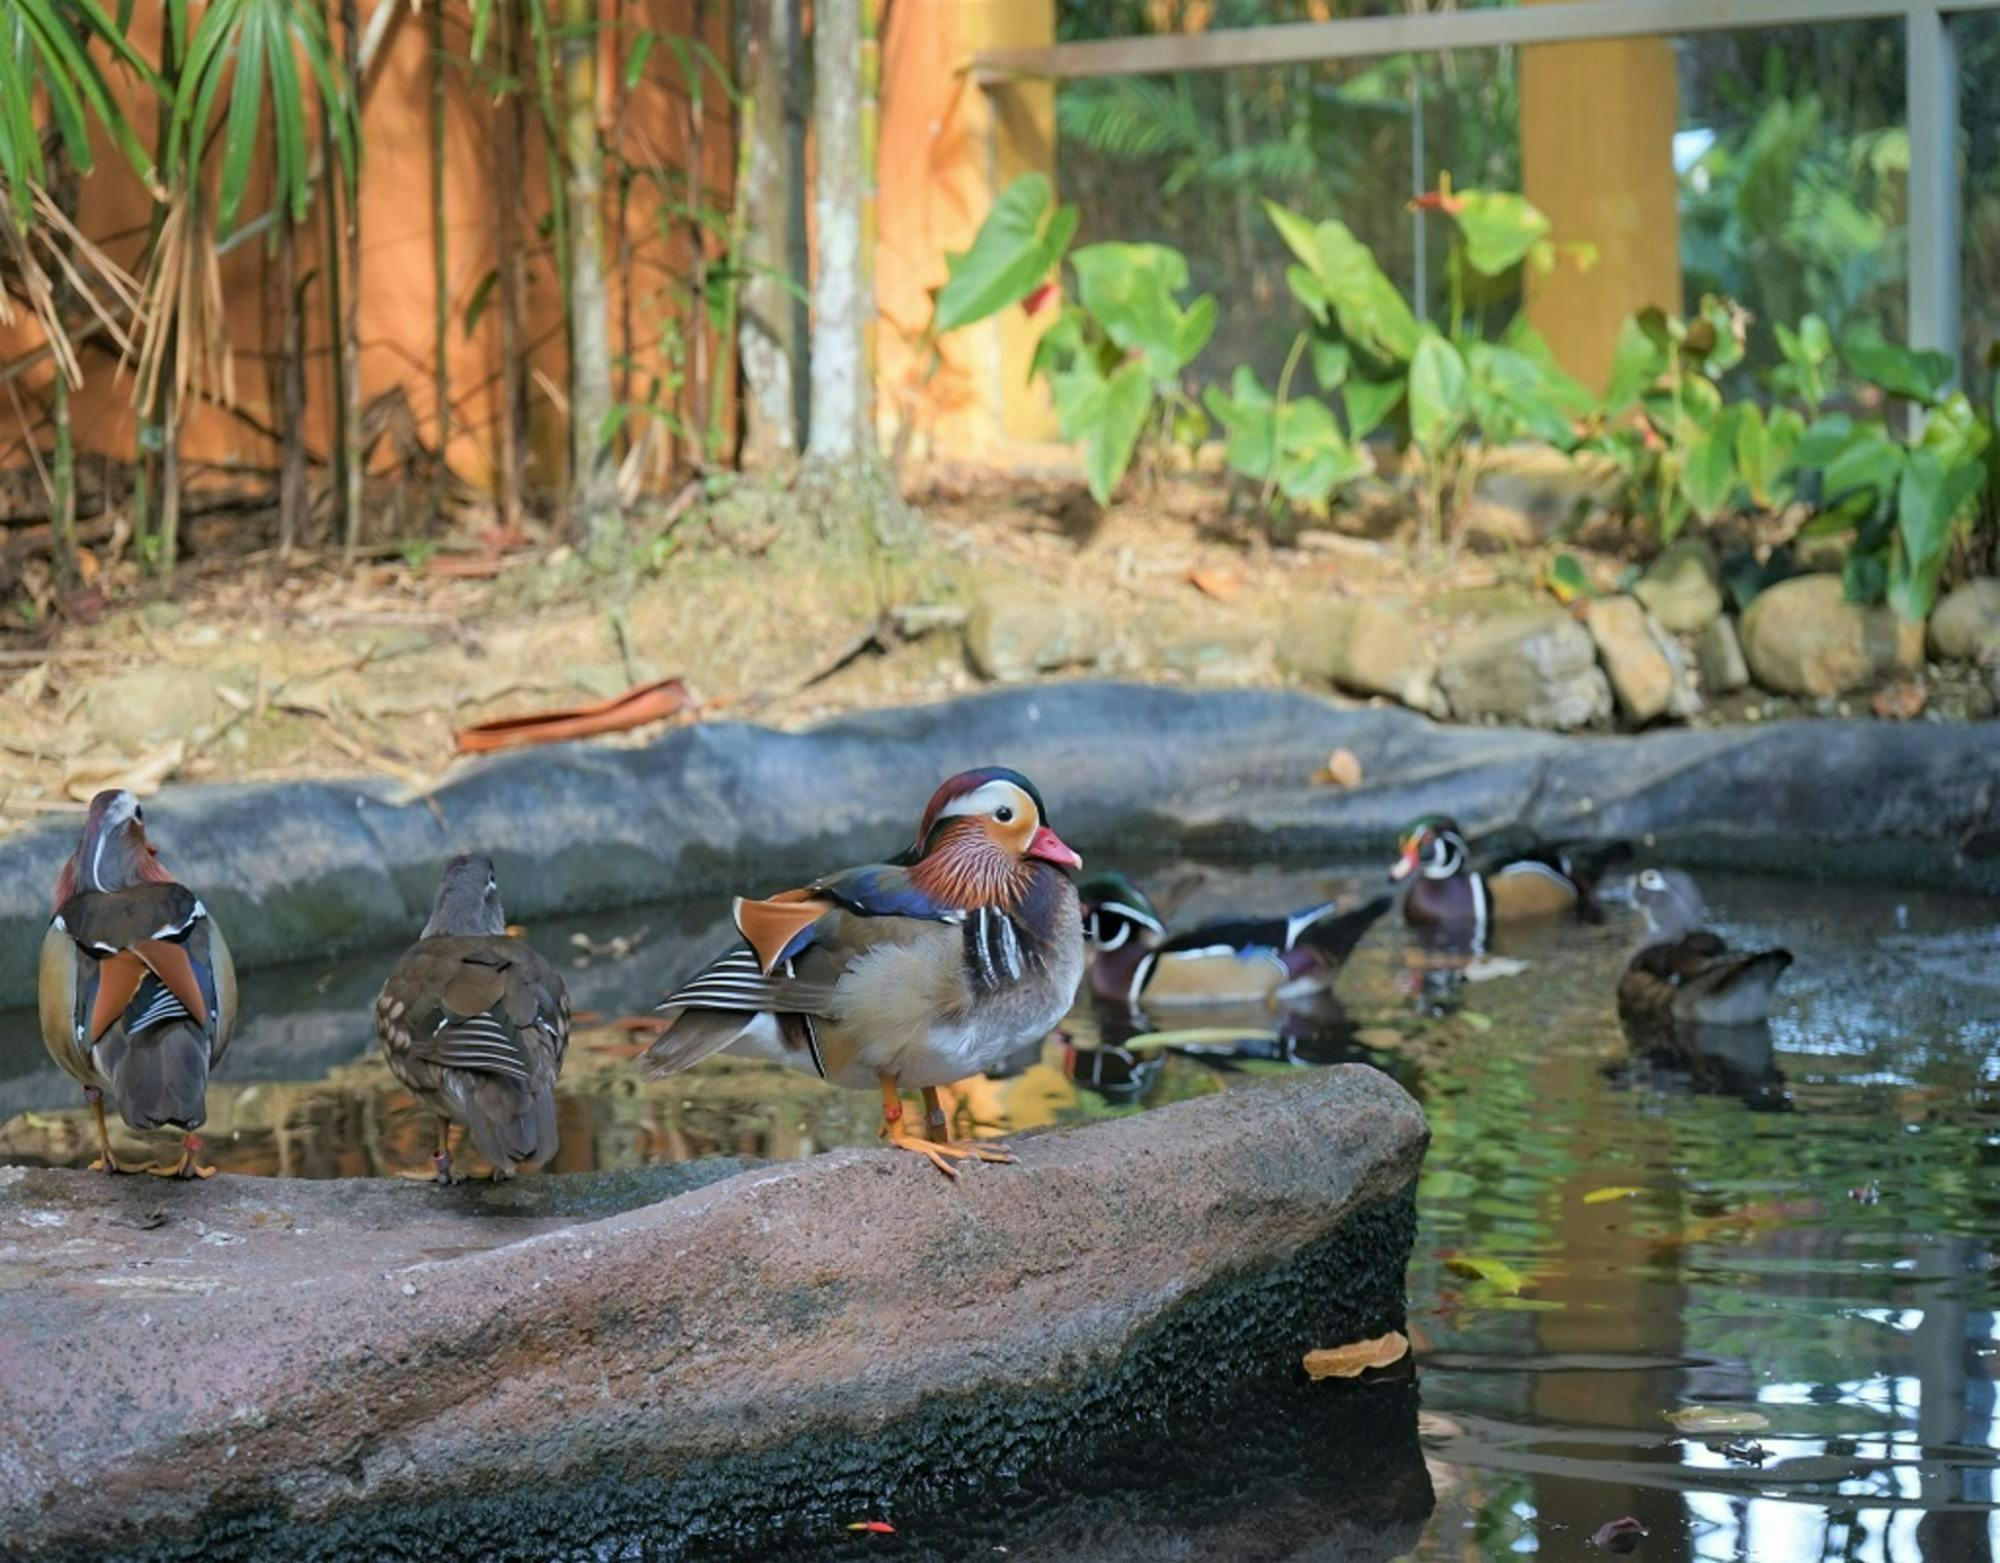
[
  {"x1": 1028, "y1": 825, "x2": 1082, "y2": 871},
  {"x1": 1389, "y1": 843, "x2": 1419, "y2": 883}
]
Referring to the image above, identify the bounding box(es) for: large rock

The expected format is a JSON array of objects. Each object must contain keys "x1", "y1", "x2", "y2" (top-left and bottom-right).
[
  {"x1": 0, "y1": 1067, "x2": 1426, "y2": 1562},
  {"x1": 966, "y1": 584, "x2": 1101, "y2": 681},
  {"x1": 1436, "y1": 610, "x2": 1612, "y2": 730},
  {"x1": 1136, "y1": 608, "x2": 1275, "y2": 684},
  {"x1": 1281, "y1": 598, "x2": 1441, "y2": 713},
  {"x1": 1698, "y1": 614, "x2": 1751, "y2": 694},
  {"x1": 1633, "y1": 538, "x2": 1725, "y2": 633},
  {"x1": 82, "y1": 663, "x2": 227, "y2": 747},
  {"x1": 1928, "y1": 578, "x2": 2000, "y2": 663},
  {"x1": 1739, "y1": 574, "x2": 1922, "y2": 697},
  {"x1": 1585, "y1": 594, "x2": 1700, "y2": 724}
]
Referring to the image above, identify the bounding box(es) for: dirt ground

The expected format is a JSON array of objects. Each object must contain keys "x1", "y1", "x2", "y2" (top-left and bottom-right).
[{"x1": 0, "y1": 461, "x2": 1968, "y2": 840}]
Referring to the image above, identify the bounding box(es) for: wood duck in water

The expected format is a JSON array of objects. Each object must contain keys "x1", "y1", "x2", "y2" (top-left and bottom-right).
[
  {"x1": 1617, "y1": 867, "x2": 1792, "y2": 1028},
  {"x1": 1079, "y1": 870, "x2": 1389, "y2": 1012},
  {"x1": 644, "y1": 766, "x2": 1084, "y2": 1178},
  {"x1": 1389, "y1": 815, "x2": 1630, "y2": 941},
  {"x1": 38, "y1": 789, "x2": 237, "y2": 1177},
  {"x1": 375, "y1": 855, "x2": 571, "y2": 1182}
]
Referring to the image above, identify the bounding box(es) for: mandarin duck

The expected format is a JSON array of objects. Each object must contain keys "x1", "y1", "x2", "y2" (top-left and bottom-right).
[
  {"x1": 1389, "y1": 815, "x2": 1630, "y2": 940},
  {"x1": 37, "y1": 789, "x2": 237, "y2": 1177},
  {"x1": 643, "y1": 766, "x2": 1084, "y2": 1177},
  {"x1": 1617, "y1": 867, "x2": 1793, "y2": 1028},
  {"x1": 1079, "y1": 870, "x2": 1389, "y2": 1012},
  {"x1": 375, "y1": 855, "x2": 571, "y2": 1182}
]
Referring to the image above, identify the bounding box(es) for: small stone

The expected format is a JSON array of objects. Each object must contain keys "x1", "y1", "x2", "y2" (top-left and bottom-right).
[
  {"x1": 141, "y1": 601, "x2": 186, "y2": 630},
  {"x1": 1927, "y1": 579, "x2": 2000, "y2": 663},
  {"x1": 1633, "y1": 538, "x2": 1724, "y2": 633},
  {"x1": 1739, "y1": 574, "x2": 1922, "y2": 698},
  {"x1": 965, "y1": 585, "x2": 1101, "y2": 683},
  {"x1": 82, "y1": 665, "x2": 225, "y2": 747},
  {"x1": 1436, "y1": 610, "x2": 1612, "y2": 730},
  {"x1": 1280, "y1": 599, "x2": 1441, "y2": 714},
  {"x1": 1135, "y1": 610, "x2": 1273, "y2": 684},
  {"x1": 400, "y1": 1282, "x2": 417, "y2": 1297},
  {"x1": 1585, "y1": 595, "x2": 1698, "y2": 724},
  {"x1": 1696, "y1": 615, "x2": 1750, "y2": 694}
]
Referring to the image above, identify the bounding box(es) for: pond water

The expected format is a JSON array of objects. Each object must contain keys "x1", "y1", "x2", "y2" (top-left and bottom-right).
[{"x1": 3, "y1": 860, "x2": 1998, "y2": 1561}]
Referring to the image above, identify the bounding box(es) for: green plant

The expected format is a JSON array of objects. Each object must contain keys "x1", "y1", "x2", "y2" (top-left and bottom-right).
[
  {"x1": 1030, "y1": 240, "x2": 1216, "y2": 505},
  {"x1": 1234, "y1": 185, "x2": 1591, "y2": 555}
]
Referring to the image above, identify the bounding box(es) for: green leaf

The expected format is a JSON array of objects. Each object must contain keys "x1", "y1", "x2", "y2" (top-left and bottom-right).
[
  {"x1": 1605, "y1": 316, "x2": 1666, "y2": 414},
  {"x1": 1841, "y1": 321, "x2": 1954, "y2": 405},
  {"x1": 1821, "y1": 427, "x2": 1904, "y2": 506},
  {"x1": 1468, "y1": 342, "x2": 1584, "y2": 449},
  {"x1": 623, "y1": 28, "x2": 658, "y2": 90},
  {"x1": 1344, "y1": 374, "x2": 1405, "y2": 443},
  {"x1": 1053, "y1": 358, "x2": 1154, "y2": 505},
  {"x1": 1262, "y1": 199, "x2": 1418, "y2": 364},
  {"x1": 1889, "y1": 448, "x2": 1986, "y2": 621},
  {"x1": 462, "y1": 269, "x2": 500, "y2": 338},
  {"x1": 1447, "y1": 189, "x2": 1551, "y2": 278},
  {"x1": 932, "y1": 172, "x2": 1078, "y2": 338},
  {"x1": 1678, "y1": 406, "x2": 1741, "y2": 521},
  {"x1": 1445, "y1": 1254, "x2": 1527, "y2": 1295},
  {"x1": 1070, "y1": 242, "x2": 1214, "y2": 382},
  {"x1": 1735, "y1": 403, "x2": 1803, "y2": 510},
  {"x1": 1203, "y1": 366, "x2": 1369, "y2": 504},
  {"x1": 1408, "y1": 331, "x2": 1469, "y2": 456},
  {"x1": 1308, "y1": 334, "x2": 1351, "y2": 392}
]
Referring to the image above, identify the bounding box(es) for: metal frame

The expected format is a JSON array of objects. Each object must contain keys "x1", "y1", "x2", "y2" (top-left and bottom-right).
[{"x1": 976, "y1": 0, "x2": 2000, "y2": 365}]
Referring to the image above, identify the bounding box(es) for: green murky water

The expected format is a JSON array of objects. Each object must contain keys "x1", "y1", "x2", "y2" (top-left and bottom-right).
[{"x1": 4, "y1": 862, "x2": 1997, "y2": 1561}]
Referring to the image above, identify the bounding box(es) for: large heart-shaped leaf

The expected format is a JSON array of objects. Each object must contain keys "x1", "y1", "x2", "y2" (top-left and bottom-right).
[
  {"x1": 1054, "y1": 357, "x2": 1153, "y2": 505},
  {"x1": 1263, "y1": 199, "x2": 1419, "y2": 365},
  {"x1": 932, "y1": 172, "x2": 1079, "y2": 337},
  {"x1": 1604, "y1": 316, "x2": 1667, "y2": 415},
  {"x1": 1735, "y1": 403, "x2": 1804, "y2": 510},
  {"x1": 1889, "y1": 447, "x2": 1987, "y2": 621},
  {"x1": 1203, "y1": 366, "x2": 1370, "y2": 504},
  {"x1": 1448, "y1": 189, "x2": 1552, "y2": 278},
  {"x1": 1408, "y1": 331, "x2": 1469, "y2": 456},
  {"x1": 1841, "y1": 321, "x2": 1954, "y2": 405},
  {"x1": 1070, "y1": 242, "x2": 1215, "y2": 383},
  {"x1": 1678, "y1": 406, "x2": 1742, "y2": 521}
]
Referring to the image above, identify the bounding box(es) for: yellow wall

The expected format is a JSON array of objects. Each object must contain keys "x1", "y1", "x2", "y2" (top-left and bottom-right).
[{"x1": 1519, "y1": 3, "x2": 1683, "y2": 394}]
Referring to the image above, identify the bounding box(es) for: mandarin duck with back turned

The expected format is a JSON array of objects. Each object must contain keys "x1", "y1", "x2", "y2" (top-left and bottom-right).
[
  {"x1": 375, "y1": 855, "x2": 571, "y2": 1182},
  {"x1": 644, "y1": 767, "x2": 1083, "y2": 1177},
  {"x1": 1618, "y1": 867, "x2": 1793, "y2": 1028},
  {"x1": 38, "y1": 790, "x2": 237, "y2": 1177},
  {"x1": 1389, "y1": 815, "x2": 1631, "y2": 942},
  {"x1": 1079, "y1": 870, "x2": 1389, "y2": 1012}
]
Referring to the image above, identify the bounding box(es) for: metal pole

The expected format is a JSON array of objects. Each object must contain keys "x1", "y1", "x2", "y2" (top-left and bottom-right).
[{"x1": 1906, "y1": 1, "x2": 1962, "y2": 373}]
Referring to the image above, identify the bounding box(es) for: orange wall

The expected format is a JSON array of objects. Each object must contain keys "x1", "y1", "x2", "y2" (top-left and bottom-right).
[{"x1": 0, "y1": 0, "x2": 735, "y2": 506}]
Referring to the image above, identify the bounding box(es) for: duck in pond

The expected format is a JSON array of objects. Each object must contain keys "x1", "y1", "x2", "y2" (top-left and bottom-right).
[
  {"x1": 38, "y1": 789, "x2": 238, "y2": 1178},
  {"x1": 1388, "y1": 815, "x2": 1630, "y2": 944},
  {"x1": 644, "y1": 766, "x2": 1084, "y2": 1178},
  {"x1": 1618, "y1": 867, "x2": 1793, "y2": 1029},
  {"x1": 376, "y1": 854, "x2": 572, "y2": 1182},
  {"x1": 1078, "y1": 869, "x2": 1388, "y2": 1013}
]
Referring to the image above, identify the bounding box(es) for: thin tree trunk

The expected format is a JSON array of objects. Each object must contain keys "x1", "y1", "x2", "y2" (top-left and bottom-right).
[
  {"x1": 783, "y1": 0, "x2": 809, "y2": 442},
  {"x1": 806, "y1": 0, "x2": 865, "y2": 463},
  {"x1": 735, "y1": 0, "x2": 794, "y2": 468},
  {"x1": 496, "y1": 0, "x2": 527, "y2": 530},
  {"x1": 340, "y1": 0, "x2": 365, "y2": 561},
  {"x1": 319, "y1": 86, "x2": 350, "y2": 554},
  {"x1": 277, "y1": 215, "x2": 307, "y2": 559},
  {"x1": 612, "y1": 0, "x2": 632, "y2": 449},
  {"x1": 429, "y1": 0, "x2": 449, "y2": 525},
  {"x1": 134, "y1": 26, "x2": 181, "y2": 569},
  {"x1": 159, "y1": 378, "x2": 181, "y2": 574},
  {"x1": 684, "y1": 0, "x2": 709, "y2": 470},
  {"x1": 561, "y1": 0, "x2": 619, "y2": 551},
  {"x1": 710, "y1": 13, "x2": 754, "y2": 466}
]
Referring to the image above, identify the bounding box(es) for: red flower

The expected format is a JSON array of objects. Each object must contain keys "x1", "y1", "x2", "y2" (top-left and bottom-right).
[
  {"x1": 1408, "y1": 191, "x2": 1464, "y2": 216},
  {"x1": 1023, "y1": 281, "x2": 1059, "y2": 316}
]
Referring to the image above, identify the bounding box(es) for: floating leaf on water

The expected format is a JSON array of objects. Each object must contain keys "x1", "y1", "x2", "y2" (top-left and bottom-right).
[
  {"x1": 1584, "y1": 1186, "x2": 1646, "y2": 1205},
  {"x1": 1303, "y1": 1329, "x2": 1409, "y2": 1380},
  {"x1": 846, "y1": 1520, "x2": 897, "y2": 1534},
  {"x1": 1589, "y1": 1515, "x2": 1646, "y2": 1552},
  {"x1": 1444, "y1": 1255, "x2": 1527, "y2": 1295},
  {"x1": 1663, "y1": 1406, "x2": 1769, "y2": 1434},
  {"x1": 1459, "y1": 1010, "x2": 1493, "y2": 1032},
  {"x1": 1310, "y1": 747, "x2": 1364, "y2": 788},
  {"x1": 1463, "y1": 955, "x2": 1531, "y2": 983},
  {"x1": 1125, "y1": 1027, "x2": 1282, "y2": 1052}
]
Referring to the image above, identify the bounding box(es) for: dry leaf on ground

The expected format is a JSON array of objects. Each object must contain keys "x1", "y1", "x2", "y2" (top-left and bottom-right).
[
  {"x1": 1302, "y1": 1329, "x2": 1409, "y2": 1380},
  {"x1": 1186, "y1": 565, "x2": 1242, "y2": 602},
  {"x1": 1872, "y1": 680, "x2": 1926, "y2": 721},
  {"x1": 63, "y1": 740, "x2": 186, "y2": 801},
  {"x1": 1311, "y1": 747, "x2": 1364, "y2": 788}
]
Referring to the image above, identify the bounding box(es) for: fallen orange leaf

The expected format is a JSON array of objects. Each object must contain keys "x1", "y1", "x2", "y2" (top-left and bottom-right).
[
  {"x1": 846, "y1": 1520, "x2": 897, "y2": 1534},
  {"x1": 1303, "y1": 1329, "x2": 1409, "y2": 1380},
  {"x1": 1872, "y1": 680, "x2": 1926, "y2": 721},
  {"x1": 1186, "y1": 566, "x2": 1242, "y2": 603},
  {"x1": 454, "y1": 677, "x2": 691, "y2": 754},
  {"x1": 1311, "y1": 747, "x2": 1364, "y2": 788}
]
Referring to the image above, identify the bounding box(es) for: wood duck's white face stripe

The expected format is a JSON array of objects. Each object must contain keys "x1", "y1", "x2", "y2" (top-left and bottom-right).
[
  {"x1": 1421, "y1": 832, "x2": 1468, "y2": 880},
  {"x1": 1099, "y1": 900, "x2": 1164, "y2": 935},
  {"x1": 1089, "y1": 918, "x2": 1131, "y2": 952}
]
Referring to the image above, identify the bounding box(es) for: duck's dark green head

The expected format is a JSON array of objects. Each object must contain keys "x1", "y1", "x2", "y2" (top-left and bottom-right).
[
  {"x1": 1077, "y1": 870, "x2": 1166, "y2": 952},
  {"x1": 1390, "y1": 815, "x2": 1469, "y2": 883}
]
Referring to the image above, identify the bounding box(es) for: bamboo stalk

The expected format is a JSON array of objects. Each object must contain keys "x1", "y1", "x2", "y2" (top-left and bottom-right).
[
  {"x1": 561, "y1": 0, "x2": 620, "y2": 550},
  {"x1": 49, "y1": 150, "x2": 78, "y2": 591},
  {"x1": 429, "y1": 0, "x2": 449, "y2": 526},
  {"x1": 684, "y1": 0, "x2": 709, "y2": 471},
  {"x1": 612, "y1": 0, "x2": 633, "y2": 446},
  {"x1": 710, "y1": 22, "x2": 755, "y2": 466},
  {"x1": 340, "y1": 0, "x2": 365, "y2": 562},
  {"x1": 277, "y1": 216, "x2": 307, "y2": 560},
  {"x1": 496, "y1": 0, "x2": 528, "y2": 530},
  {"x1": 320, "y1": 79, "x2": 351, "y2": 556}
]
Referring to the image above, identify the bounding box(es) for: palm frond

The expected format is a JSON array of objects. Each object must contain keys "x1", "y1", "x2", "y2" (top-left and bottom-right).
[{"x1": 1058, "y1": 77, "x2": 1203, "y2": 162}]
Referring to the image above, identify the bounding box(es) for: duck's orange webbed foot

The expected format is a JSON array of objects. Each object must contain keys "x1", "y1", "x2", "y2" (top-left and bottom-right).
[{"x1": 144, "y1": 1133, "x2": 215, "y2": 1179}]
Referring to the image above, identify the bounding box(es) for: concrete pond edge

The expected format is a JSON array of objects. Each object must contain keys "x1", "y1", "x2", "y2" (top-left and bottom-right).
[
  {"x1": 0, "y1": 680, "x2": 1996, "y2": 1005},
  {"x1": 0, "y1": 1065, "x2": 1427, "y2": 1561}
]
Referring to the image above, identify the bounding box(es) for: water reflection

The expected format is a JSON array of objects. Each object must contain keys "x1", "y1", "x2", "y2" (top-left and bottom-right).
[{"x1": 2, "y1": 863, "x2": 1997, "y2": 1559}]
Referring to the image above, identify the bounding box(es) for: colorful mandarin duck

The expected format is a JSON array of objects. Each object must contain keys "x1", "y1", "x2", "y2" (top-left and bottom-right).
[
  {"x1": 37, "y1": 789, "x2": 237, "y2": 1178},
  {"x1": 1389, "y1": 814, "x2": 1630, "y2": 941},
  {"x1": 1618, "y1": 867, "x2": 1793, "y2": 1028},
  {"x1": 375, "y1": 855, "x2": 571, "y2": 1182},
  {"x1": 1078, "y1": 870, "x2": 1389, "y2": 1012},
  {"x1": 644, "y1": 766, "x2": 1084, "y2": 1178}
]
